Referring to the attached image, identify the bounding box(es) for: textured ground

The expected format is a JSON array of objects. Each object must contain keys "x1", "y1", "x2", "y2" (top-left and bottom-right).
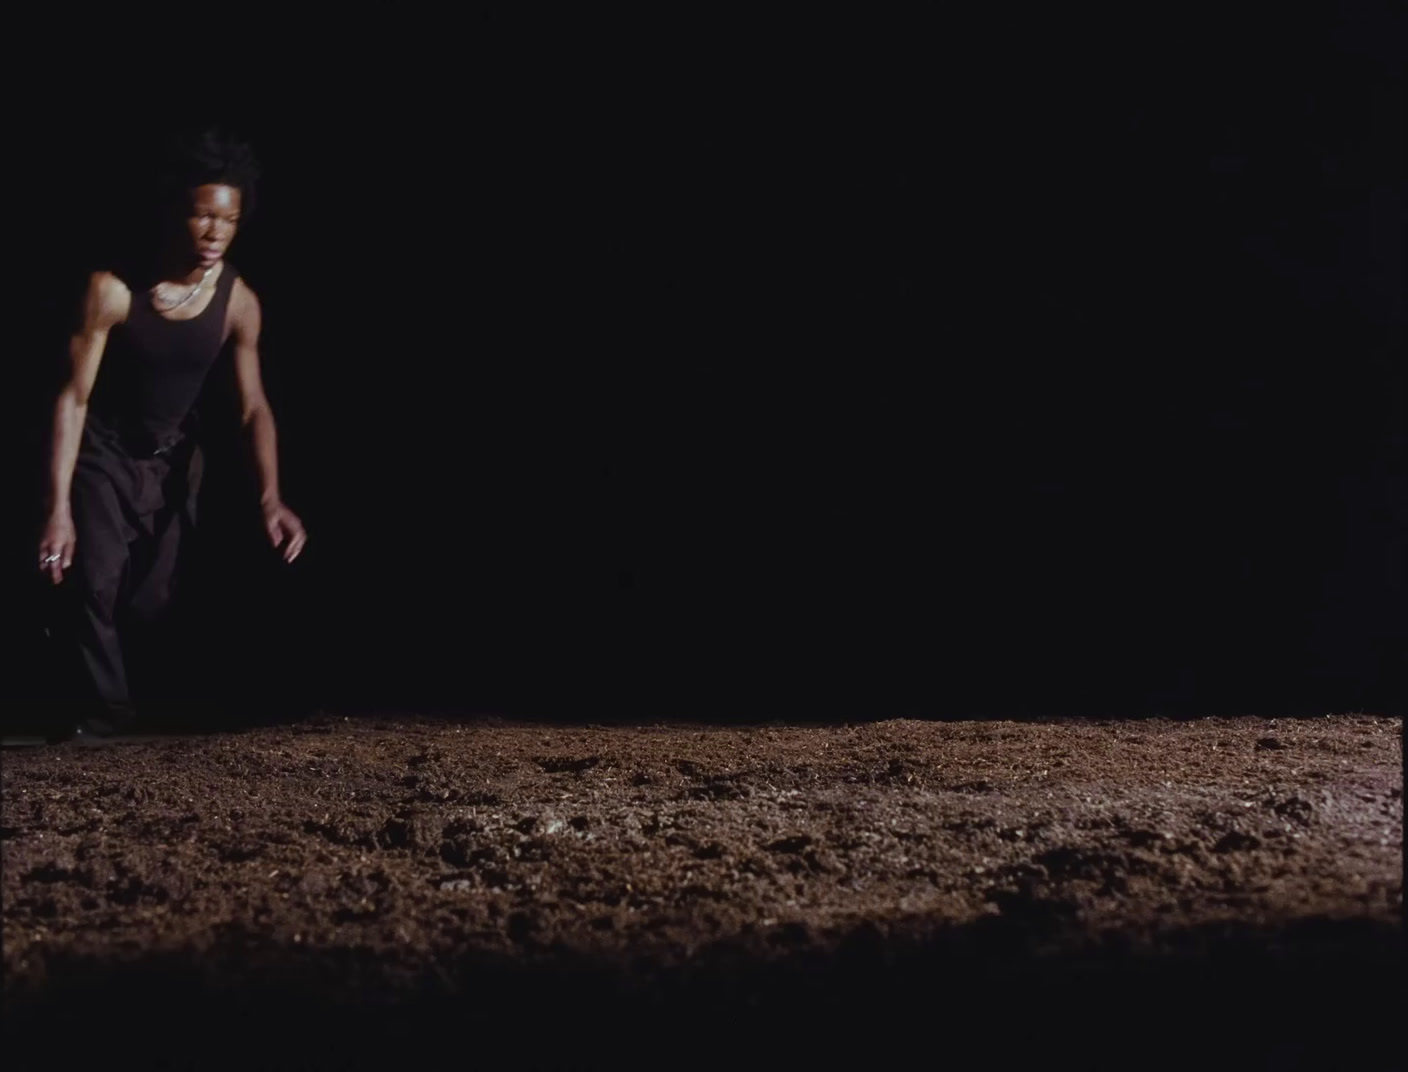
[{"x1": 2, "y1": 714, "x2": 1402, "y2": 1069}]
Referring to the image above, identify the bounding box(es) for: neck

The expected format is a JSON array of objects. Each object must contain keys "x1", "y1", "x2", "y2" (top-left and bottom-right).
[{"x1": 154, "y1": 247, "x2": 211, "y2": 286}]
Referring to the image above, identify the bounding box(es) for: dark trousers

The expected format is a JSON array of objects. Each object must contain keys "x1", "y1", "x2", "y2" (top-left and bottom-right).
[{"x1": 48, "y1": 417, "x2": 204, "y2": 732}]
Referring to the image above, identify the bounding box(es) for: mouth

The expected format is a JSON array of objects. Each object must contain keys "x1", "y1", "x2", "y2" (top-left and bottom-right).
[{"x1": 199, "y1": 247, "x2": 222, "y2": 261}]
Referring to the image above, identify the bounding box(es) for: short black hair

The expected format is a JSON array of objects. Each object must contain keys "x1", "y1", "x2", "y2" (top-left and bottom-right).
[{"x1": 156, "y1": 127, "x2": 261, "y2": 220}]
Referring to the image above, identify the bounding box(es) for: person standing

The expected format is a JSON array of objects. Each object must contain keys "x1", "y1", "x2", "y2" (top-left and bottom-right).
[{"x1": 36, "y1": 128, "x2": 307, "y2": 742}]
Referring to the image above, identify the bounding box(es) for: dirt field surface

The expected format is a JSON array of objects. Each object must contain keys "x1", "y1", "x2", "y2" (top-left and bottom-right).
[{"x1": 2, "y1": 714, "x2": 1402, "y2": 1070}]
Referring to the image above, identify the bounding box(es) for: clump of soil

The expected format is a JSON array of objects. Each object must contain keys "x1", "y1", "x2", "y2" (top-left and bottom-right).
[{"x1": 2, "y1": 715, "x2": 1401, "y2": 1069}]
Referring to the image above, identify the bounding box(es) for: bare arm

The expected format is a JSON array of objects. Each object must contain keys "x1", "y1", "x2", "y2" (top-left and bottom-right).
[
  {"x1": 48, "y1": 273, "x2": 128, "y2": 511},
  {"x1": 230, "y1": 279, "x2": 307, "y2": 562},
  {"x1": 39, "y1": 273, "x2": 129, "y2": 583},
  {"x1": 230, "y1": 279, "x2": 279, "y2": 506}
]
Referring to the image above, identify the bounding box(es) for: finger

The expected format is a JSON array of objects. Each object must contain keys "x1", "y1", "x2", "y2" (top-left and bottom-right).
[
  {"x1": 289, "y1": 534, "x2": 306, "y2": 562},
  {"x1": 268, "y1": 522, "x2": 284, "y2": 548}
]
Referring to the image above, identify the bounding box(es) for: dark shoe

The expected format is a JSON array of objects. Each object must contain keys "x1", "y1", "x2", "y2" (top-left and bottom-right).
[
  {"x1": 70, "y1": 703, "x2": 143, "y2": 744},
  {"x1": 77, "y1": 702, "x2": 138, "y2": 736},
  {"x1": 72, "y1": 721, "x2": 120, "y2": 746},
  {"x1": 71, "y1": 723, "x2": 161, "y2": 746}
]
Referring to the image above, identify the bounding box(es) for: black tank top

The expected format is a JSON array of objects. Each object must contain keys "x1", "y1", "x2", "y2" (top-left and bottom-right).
[{"x1": 88, "y1": 264, "x2": 239, "y2": 443}]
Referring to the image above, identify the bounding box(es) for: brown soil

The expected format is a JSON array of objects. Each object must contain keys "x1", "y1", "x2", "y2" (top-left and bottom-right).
[{"x1": 2, "y1": 715, "x2": 1402, "y2": 1070}]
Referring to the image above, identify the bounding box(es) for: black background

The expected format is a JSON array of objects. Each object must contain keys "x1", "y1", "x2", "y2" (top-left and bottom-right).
[{"x1": 4, "y1": 11, "x2": 1403, "y2": 722}]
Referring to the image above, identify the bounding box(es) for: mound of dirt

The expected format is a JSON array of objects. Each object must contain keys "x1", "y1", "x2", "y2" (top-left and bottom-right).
[{"x1": 2, "y1": 715, "x2": 1401, "y2": 1069}]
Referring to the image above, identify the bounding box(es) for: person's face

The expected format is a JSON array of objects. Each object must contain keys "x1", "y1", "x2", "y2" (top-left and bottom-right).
[{"x1": 184, "y1": 183, "x2": 242, "y2": 267}]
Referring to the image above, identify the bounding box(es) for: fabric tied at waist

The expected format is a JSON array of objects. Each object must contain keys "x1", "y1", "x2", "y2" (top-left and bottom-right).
[
  {"x1": 88, "y1": 413, "x2": 189, "y2": 458},
  {"x1": 123, "y1": 429, "x2": 185, "y2": 457}
]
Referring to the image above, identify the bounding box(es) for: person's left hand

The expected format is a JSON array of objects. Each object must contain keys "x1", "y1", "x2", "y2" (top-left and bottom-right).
[{"x1": 262, "y1": 501, "x2": 308, "y2": 563}]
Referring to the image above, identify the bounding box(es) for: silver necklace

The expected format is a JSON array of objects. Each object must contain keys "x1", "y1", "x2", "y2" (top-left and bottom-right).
[{"x1": 152, "y1": 264, "x2": 215, "y2": 313}]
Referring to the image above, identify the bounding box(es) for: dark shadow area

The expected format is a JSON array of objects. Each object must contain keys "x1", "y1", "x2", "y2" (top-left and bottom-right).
[
  {"x1": 2, "y1": 915, "x2": 1400, "y2": 1070},
  {"x1": 2, "y1": 17, "x2": 1403, "y2": 728}
]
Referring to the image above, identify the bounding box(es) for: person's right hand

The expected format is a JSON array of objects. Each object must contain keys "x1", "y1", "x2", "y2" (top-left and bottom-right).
[{"x1": 38, "y1": 511, "x2": 75, "y2": 585}]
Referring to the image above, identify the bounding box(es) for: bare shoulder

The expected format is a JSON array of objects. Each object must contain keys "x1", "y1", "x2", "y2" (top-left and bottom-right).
[
  {"x1": 231, "y1": 274, "x2": 261, "y2": 309},
  {"x1": 230, "y1": 274, "x2": 263, "y2": 330},
  {"x1": 85, "y1": 270, "x2": 131, "y2": 326}
]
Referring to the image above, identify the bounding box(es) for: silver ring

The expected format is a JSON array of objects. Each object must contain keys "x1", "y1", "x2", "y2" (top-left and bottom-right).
[{"x1": 43, "y1": 554, "x2": 60, "y2": 564}]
